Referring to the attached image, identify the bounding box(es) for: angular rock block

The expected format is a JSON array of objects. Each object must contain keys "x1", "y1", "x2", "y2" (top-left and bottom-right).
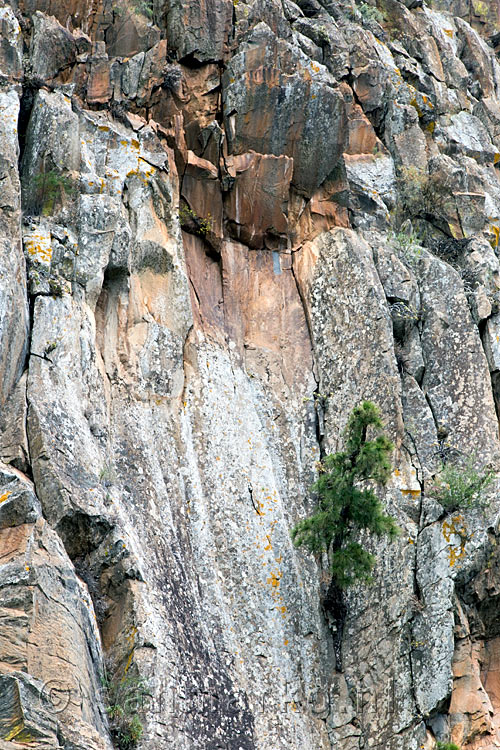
[{"x1": 223, "y1": 23, "x2": 347, "y2": 197}]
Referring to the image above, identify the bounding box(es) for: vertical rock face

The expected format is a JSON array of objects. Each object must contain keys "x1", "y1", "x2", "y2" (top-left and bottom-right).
[{"x1": 3, "y1": 0, "x2": 500, "y2": 749}]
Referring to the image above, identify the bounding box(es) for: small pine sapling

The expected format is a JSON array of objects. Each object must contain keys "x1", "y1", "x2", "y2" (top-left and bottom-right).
[{"x1": 291, "y1": 401, "x2": 399, "y2": 668}]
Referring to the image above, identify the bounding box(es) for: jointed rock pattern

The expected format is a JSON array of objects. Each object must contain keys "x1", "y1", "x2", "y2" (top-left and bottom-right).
[{"x1": 3, "y1": 0, "x2": 500, "y2": 748}]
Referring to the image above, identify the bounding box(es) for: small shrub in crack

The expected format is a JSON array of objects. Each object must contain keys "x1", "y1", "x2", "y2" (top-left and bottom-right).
[
  {"x1": 32, "y1": 169, "x2": 75, "y2": 216},
  {"x1": 101, "y1": 661, "x2": 150, "y2": 750},
  {"x1": 99, "y1": 462, "x2": 117, "y2": 488},
  {"x1": 357, "y1": 2, "x2": 384, "y2": 24},
  {"x1": 392, "y1": 166, "x2": 431, "y2": 228},
  {"x1": 430, "y1": 454, "x2": 493, "y2": 512},
  {"x1": 389, "y1": 223, "x2": 423, "y2": 268},
  {"x1": 436, "y1": 742, "x2": 461, "y2": 750},
  {"x1": 389, "y1": 301, "x2": 421, "y2": 323},
  {"x1": 178, "y1": 204, "x2": 213, "y2": 237},
  {"x1": 131, "y1": 0, "x2": 153, "y2": 19}
]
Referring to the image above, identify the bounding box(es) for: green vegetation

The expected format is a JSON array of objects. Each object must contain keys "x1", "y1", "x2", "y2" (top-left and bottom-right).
[
  {"x1": 389, "y1": 221, "x2": 423, "y2": 268},
  {"x1": 436, "y1": 742, "x2": 460, "y2": 750},
  {"x1": 389, "y1": 300, "x2": 421, "y2": 324},
  {"x1": 99, "y1": 462, "x2": 117, "y2": 487},
  {"x1": 472, "y1": 0, "x2": 488, "y2": 17},
  {"x1": 32, "y1": 169, "x2": 75, "y2": 216},
  {"x1": 358, "y1": 2, "x2": 384, "y2": 24},
  {"x1": 101, "y1": 665, "x2": 149, "y2": 750},
  {"x1": 178, "y1": 204, "x2": 213, "y2": 237},
  {"x1": 291, "y1": 401, "x2": 399, "y2": 588},
  {"x1": 131, "y1": 0, "x2": 153, "y2": 19},
  {"x1": 432, "y1": 455, "x2": 493, "y2": 512},
  {"x1": 393, "y1": 165, "x2": 431, "y2": 229}
]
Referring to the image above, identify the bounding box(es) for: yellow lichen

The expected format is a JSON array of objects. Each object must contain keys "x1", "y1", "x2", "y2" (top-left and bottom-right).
[
  {"x1": 490, "y1": 224, "x2": 500, "y2": 248},
  {"x1": 442, "y1": 515, "x2": 471, "y2": 567},
  {"x1": 401, "y1": 489, "x2": 421, "y2": 498},
  {"x1": 267, "y1": 571, "x2": 282, "y2": 588}
]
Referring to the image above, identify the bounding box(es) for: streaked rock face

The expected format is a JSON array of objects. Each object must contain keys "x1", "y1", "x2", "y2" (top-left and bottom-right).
[{"x1": 3, "y1": 0, "x2": 500, "y2": 748}]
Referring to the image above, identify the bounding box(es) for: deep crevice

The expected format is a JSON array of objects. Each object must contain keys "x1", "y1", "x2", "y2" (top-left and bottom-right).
[
  {"x1": 289, "y1": 254, "x2": 324, "y2": 456},
  {"x1": 17, "y1": 84, "x2": 36, "y2": 168}
]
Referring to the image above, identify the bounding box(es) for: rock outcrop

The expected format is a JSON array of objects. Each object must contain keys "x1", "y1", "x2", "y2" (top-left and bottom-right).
[{"x1": 3, "y1": 0, "x2": 500, "y2": 748}]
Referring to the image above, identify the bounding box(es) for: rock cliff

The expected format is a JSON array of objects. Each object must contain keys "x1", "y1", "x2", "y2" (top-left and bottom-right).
[{"x1": 2, "y1": 0, "x2": 500, "y2": 748}]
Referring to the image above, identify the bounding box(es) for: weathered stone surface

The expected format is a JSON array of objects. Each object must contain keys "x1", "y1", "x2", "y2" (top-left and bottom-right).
[
  {"x1": 344, "y1": 152, "x2": 395, "y2": 222},
  {"x1": 0, "y1": 519, "x2": 112, "y2": 749},
  {"x1": 418, "y1": 252, "x2": 499, "y2": 463},
  {"x1": 384, "y1": 100, "x2": 428, "y2": 170},
  {"x1": 223, "y1": 23, "x2": 347, "y2": 196},
  {"x1": 294, "y1": 228, "x2": 403, "y2": 446},
  {"x1": 0, "y1": 6, "x2": 23, "y2": 81},
  {"x1": 439, "y1": 110, "x2": 498, "y2": 164},
  {"x1": 0, "y1": 88, "x2": 28, "y2": 424},
  {"x1": 30, "y1": 11, "x2": 77, "y2": 81},
  {"x1": 167, "y1": 0, "x2": 233, "y2": 62},
  {"x1": 104, "y1": 0, "x2": 161, "y2": 58},
  {"x1": 86, "y1": 52, "x2": 112, "y2": 104},
  {"x1": 4, "y1": 0, "x2": 500, "y2": 748},
  {"x1": 0, "y1": 671, "x2": 58, "y2": 745},
  {"x1": 224, "y1": 151, "x2": 293, "y2": 249},
  {"x1": 0, "y1": 373, "x2": 29, "y2": 472},
  {"x1": 0, "y1": 463, "x2": 40, "y2": 529},
  {"x1": 180, "y1": 150, "x2": 223, "y2": 251}
]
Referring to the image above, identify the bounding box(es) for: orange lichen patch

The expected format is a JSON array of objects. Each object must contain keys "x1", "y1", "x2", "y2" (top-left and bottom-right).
[
  {"x1": 124, "y1": 626, "x2": 138, "y2": 673},
  {"x1": 426, "y1": 121, "x2": 436, "y2": 134},
  {"x1": 490, "y1": 224, "x2": 500, "y2": 248},
  {"x1": 442, "y1": 515, "x2": 471, "y2": 567},
  {"x1": 267, "y1": 571, "x2": 282, "y2": 588},
  {"x1": 495, "y1": 153, "x2": 500, "y2": 165},
  {"x1": 310, "y1": 63, "x2": 320, "y2": 73},
  {"x1": 24, "y1": 232, "x2": 52, "y2": 264},
  {"x1": 401, "y1": 489, "x2": 421, "y2": 498},
  {"x1": 393, "y1": 468, "x2": 401, "y2": 477},
  {"x1": 408, "y1": 538, "x2": 414, "y2": 545},
  {"x1": 444, "y1": 29, "x2": 454, "y2": 37},
  {"x1": 410, "y1": 97, "x2": 423, "y2": 118},
  {"x1": 0, "y1": 491, "x2": 11, "y2": 504},
  {"x1": 448, "y1": 544, "x2": 466, "y2": 567},
  {"x1": 442, "y1": 516, "x2": 462, "y2": 543}
]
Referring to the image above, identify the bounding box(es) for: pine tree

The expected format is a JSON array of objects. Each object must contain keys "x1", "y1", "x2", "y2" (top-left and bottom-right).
[{"x1": 291, "y1": 401, "x2": 399, "y2": 669}]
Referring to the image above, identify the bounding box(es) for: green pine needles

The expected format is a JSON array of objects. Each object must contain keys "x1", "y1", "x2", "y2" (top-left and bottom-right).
[{"x1": 291, "y1": 401, "x2": 399, "y2": 588}]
